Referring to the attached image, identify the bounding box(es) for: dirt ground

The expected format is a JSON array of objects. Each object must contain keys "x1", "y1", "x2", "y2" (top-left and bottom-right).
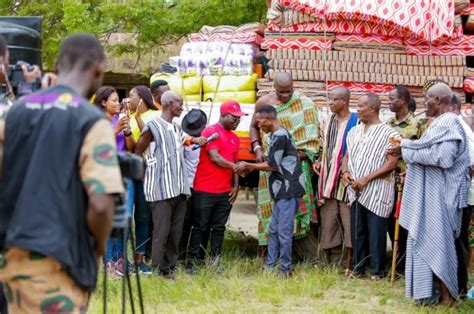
[{"x1": 227, "y1": 189, "x2": 259, "y2": 238}]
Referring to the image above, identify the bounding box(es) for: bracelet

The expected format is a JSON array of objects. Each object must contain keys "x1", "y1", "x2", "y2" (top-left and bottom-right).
[{"x1": 253, "y1": 145, "x2": 262, "y2": 153}]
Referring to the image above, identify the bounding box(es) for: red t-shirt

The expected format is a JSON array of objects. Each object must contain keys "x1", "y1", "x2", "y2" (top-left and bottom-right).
[{"x1": 193, "y1": 123, "x2": 240, "y2": 194}]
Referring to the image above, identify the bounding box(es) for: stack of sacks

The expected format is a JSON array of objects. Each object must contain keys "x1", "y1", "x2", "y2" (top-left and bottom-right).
[
  {"x1": 150, "y1": 73, "x2": 202, "y2": 102},
  {"x1": 150, "y1": 72, "x2": 258, "y2": 104},
  {"x1": 262, "y1": 0, "x2": 471, "y2": 111},
  {"x1": 203, "y1": 74, "x2": 258, "y2": 103}
]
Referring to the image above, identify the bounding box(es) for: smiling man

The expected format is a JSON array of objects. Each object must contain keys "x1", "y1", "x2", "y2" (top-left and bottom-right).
[
  {"x1": 187, "y1": 100, "x2": 246, "y2": 273},
  {"x1": 235, "y1": 105, "x2": 305, "y2": 277}
]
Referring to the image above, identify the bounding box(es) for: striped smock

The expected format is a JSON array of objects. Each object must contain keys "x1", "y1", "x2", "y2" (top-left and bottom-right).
[{"x1": 346, "y1": 123, "x2": 399, "y2": 218}]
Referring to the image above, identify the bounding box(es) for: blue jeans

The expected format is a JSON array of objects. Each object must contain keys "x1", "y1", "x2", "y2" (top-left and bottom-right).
[
  {"x1": 266, "y1": 198, "x2": 298, "y2": 272},
  {"x1": 106, "y1": 179, "x2": 134, "y2": 262},
  {"x1": 134, "y1": 179, "x2": 150, "y2": 254}
]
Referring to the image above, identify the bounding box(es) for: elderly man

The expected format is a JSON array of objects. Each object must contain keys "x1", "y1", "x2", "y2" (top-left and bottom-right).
[
  {"x1": 342, "y1": 93, "x2": 399, "y2": 279},
  {"x1": 250, "y1": 72, "x2": 320, "y2": 254},
  {"x1": 388, "y1": 83, "x2": 470, "y2": 305},
  {"x1": 136, "y1": 91, "x2": 206, "y2": 279},
  {"x1": 315, "y1": 87, "x2": 358, "y2": 271}
]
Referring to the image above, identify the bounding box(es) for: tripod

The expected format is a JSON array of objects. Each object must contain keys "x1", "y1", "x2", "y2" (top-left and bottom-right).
[{"x1": 103, "y1": 217, "x2": 145, "y2": 314}]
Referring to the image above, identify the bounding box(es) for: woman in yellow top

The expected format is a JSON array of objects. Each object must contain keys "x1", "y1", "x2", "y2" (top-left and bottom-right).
[
  {"x1": 128, "y1": 85, "x2": 159, "y2": 142},
  {"x1": 128, "y1": 85, "x2": 157, "y2": 274}
]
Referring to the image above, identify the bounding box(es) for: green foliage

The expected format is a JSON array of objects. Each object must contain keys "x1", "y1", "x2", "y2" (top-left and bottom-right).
[{"x1": 0, "y1": 0, "x2": 268, "y2": 69}]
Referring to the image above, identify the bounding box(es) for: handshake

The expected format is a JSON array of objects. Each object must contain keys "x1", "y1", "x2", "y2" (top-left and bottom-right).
[{"x1": 233, "y1": 161, "x2": 255, "y2": 178}]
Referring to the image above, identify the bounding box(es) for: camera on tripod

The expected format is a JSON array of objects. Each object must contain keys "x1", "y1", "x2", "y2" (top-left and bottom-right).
[
  {"x1": 112, "y1": 152, "x2": 143, "y2": 230},
  {"x1": 105, "y1": 152, "x2": 145, "y2": 314},
  {"x1": 0, "y1": 61, "x2": 41, "y2": 98}
]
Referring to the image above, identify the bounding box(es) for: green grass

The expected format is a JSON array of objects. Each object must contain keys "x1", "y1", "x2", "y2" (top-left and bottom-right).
[{"x1": 89, "y1": 231, "x2": 474, "y2": 313}]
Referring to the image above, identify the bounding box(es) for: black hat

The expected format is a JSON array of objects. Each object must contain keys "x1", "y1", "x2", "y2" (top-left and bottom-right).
[{"x1": 181, "y1": 108, "x2": 207, "y2": 136}]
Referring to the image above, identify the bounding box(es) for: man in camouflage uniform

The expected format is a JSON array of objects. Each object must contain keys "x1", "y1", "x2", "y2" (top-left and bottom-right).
[{"x1": 387, "y1": 86, "x2": 425, "y2": 276}]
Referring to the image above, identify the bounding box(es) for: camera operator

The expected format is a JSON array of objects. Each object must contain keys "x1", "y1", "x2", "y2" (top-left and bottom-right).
[
  {"x1": 0, "y1": 33, "x2": 123, "y2": 313},
  {"x1": 0, "y1": 34, "x2": 55, "y2": 107}
]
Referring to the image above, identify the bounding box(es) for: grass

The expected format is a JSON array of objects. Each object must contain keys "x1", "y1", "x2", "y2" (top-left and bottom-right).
[{"x1": 89, "y1": 231, "x2": 474, "y2": 313}]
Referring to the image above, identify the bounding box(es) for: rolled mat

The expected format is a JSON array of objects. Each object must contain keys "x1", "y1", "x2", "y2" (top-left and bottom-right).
[
  {"x1": 268, "y1": 59, "x2": 465, "y2": 77},
  {"x1": 266, "y1": 69, "x2": 464, "y2": 88},
  {"x1": 333, "y1": 42, "x2": 406, "y2": 54},
  {"x1": 335, "y1": 34, "x2": 404, "y2": 45},
  {"x1": 267, "y1": 20, "x2": 400, "y2": 38},
  {"x1": 265, "y1": 49, "x2": 466, "y2": 67},
  {"x1": 464, "y1": 78, "x2": 474, "y2": 93},
  {"x1": 264, "y1": 31, "x2": 336, "y2": 40},
  {"x1": 405, "y1": 34, "x2": 474, "y2": 56},
  {"x1": 262, "y1": 37, "x2": 333, "y2": 50},
  {"x1": 188, "y1": 32, "x2": 263, "y2": 45}
]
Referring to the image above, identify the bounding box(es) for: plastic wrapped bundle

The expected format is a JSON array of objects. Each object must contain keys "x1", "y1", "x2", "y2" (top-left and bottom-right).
[
  {"x1": 173, "y1": 42, "x2": 257, "y2": 75},
  {"x1": 150, "y1": 73, "x2": 202, "y2": 102}
]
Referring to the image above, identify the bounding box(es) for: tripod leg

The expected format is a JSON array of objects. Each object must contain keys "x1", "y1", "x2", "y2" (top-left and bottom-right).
[
  {"x1": 103, "y1": 256, "x2": 107, "y2": 314},
  {"x1": 124, "y1": 229, "x2": 136, "y2": 314},
  {"x1": 121, "y1": 230, "x2": 127, "y2": 314},
  {"x1": 129, "y1": 218, "x2": 145, "y2": 314}
]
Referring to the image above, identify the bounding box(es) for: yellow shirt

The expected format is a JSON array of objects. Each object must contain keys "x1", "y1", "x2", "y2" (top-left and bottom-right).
[{"x1": 130, "y1": 109, "x2": 160, "y2": 142}]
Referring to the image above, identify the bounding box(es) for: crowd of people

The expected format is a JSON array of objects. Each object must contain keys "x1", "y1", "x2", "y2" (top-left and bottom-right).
[{"x1": 0, "y1": 32, "x2": 473, "y2": 312}]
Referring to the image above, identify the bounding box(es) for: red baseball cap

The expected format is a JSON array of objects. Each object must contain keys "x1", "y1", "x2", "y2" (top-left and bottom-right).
[{"x1": 220, "y1": 100, "x2": 248, "y2": 117}]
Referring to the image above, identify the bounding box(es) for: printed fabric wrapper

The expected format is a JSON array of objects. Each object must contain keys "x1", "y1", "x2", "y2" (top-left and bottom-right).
[
  {"x1": 335, "y1": 34, "x2": 403, "y2": 45},
  {"x1": 267, "y1": 20, "x2": 402, "y2": 38},
  {"x1": 327, "y1": 82, "x2": 394, "y2": 93},
  {"x1": 464, "y1": 78, "x2": 474, "y2": 93},
  {"x1": 267, "y1": 6, "x2": 316, "y2": 26},
  {"x1": 197, "y1": 23, "x2": 265, "y2": 36},
  {"x1": 261, "y1": 37, "x2": 333, "y2": 50},
  {"x1": 276, "y1": 0, "x2": 456, "y2": 41},
  {"x1": 187, "y1": 32, "x2": 263, "y2": 45},
  {"x1": 405, "y1": 34, "x2": 474, "y2": 56},
  {"x1": 459, "y1": 3, "x2": 474, "y2": 15}
]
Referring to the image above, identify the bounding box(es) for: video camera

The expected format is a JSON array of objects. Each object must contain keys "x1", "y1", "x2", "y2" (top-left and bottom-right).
[
  {"x1": 105, "y1": 152, "x2": 145, "y2": 314},
  {"x1": 112, "y1": 152, "x2": 143, "y2": 230},
  {"x1": 0, "y1": 61, "x2": 41, "y2": 99}
]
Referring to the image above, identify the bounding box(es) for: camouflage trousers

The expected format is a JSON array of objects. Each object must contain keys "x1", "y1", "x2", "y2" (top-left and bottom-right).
[{"x1": 0, "y1": 247, "x2": 89, "y2": 313}]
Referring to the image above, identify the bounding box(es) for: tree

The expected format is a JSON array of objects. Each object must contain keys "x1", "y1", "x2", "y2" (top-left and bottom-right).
[{"x1": 0, "y1": 0, "x2": 268, "y2": 69}]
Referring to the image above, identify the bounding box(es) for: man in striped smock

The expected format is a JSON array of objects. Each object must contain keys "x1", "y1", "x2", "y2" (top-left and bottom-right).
[
  {"x1": 135, "y1": 91, "x2": 207, "y2": 279},
  {"x1": 341, "y1": 93, "x2": 399, "y2": 279},
  {"x1": 388, "y1": 83, "x2": 470, "y2": 306},
  {"x1": 315, "y1": 86, "x2": 358, "y2": 272}
]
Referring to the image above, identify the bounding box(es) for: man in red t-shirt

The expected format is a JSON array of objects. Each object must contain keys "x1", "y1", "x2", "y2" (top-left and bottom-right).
[{"x1": 187, "y1": 100, "x2": 247, "y2": 272}]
